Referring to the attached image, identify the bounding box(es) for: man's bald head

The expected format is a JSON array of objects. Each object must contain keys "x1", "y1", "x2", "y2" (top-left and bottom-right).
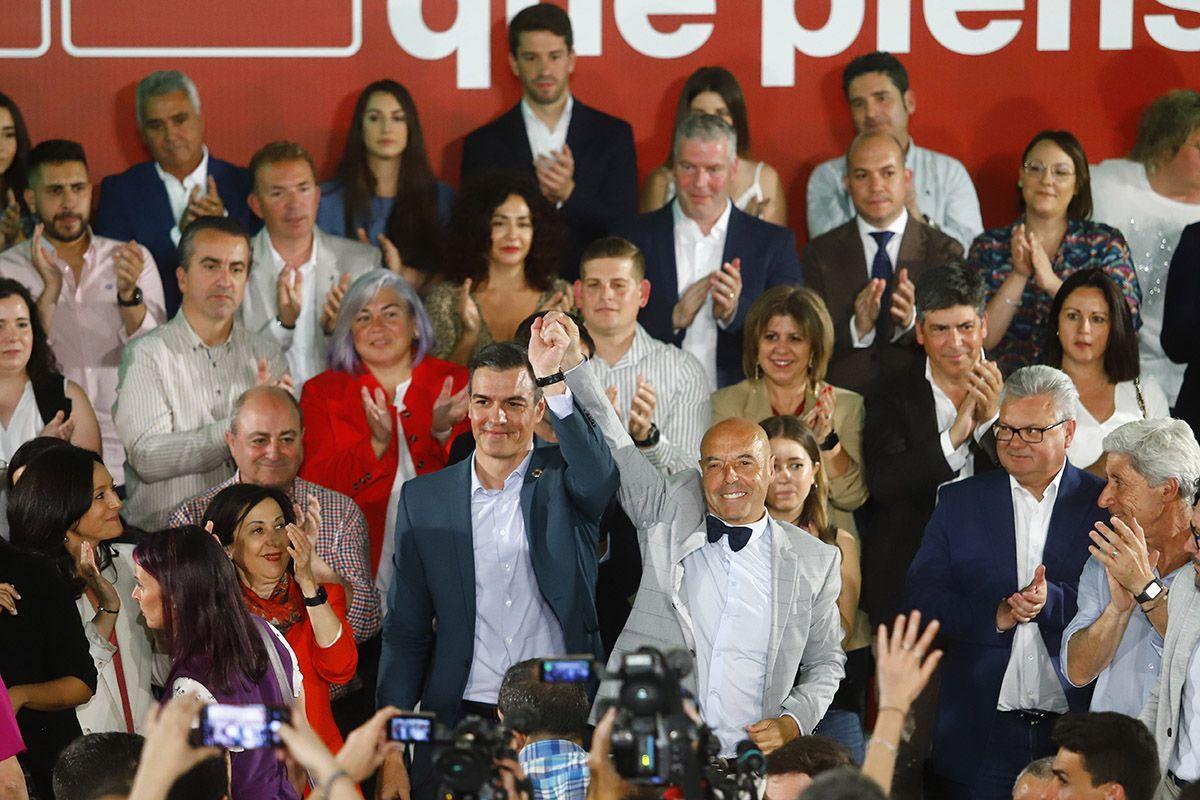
[
  {"x1": 846, "y1": 130, "x2": 906, "y2": 166},
  {"x1": 699, "y1": 418, "x2": 775, "y2": 526},
  {"x1": 225, "y1": 386, "x2": 304, "y2": 489}
]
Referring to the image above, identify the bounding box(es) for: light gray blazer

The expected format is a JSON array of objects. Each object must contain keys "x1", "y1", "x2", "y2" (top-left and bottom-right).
[
  {"x1": 565, "y1": 362, "x2": 846, "y2": 734},
  {"x1": 242, "y1": 227, "x2": 380, "y2": 369},
  {"x1": 1141, "y1": 568, "x2": 1200, "y2": 770}
]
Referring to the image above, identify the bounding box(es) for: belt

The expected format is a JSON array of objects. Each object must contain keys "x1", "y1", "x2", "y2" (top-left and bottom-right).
[
  {"x1": 1168, "y1": 771, "x2": 1191, "y2": 789},
  {"x1": 1001, "y1": 709, "x2": 1059, "y2": 724}
]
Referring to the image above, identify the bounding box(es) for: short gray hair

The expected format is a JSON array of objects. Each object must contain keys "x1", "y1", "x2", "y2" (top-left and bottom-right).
[
  {"x1": 1014, "y1": 756, "x2": 1055, "y2": 790},
  {"x1": 1103, "y1": 419, "x2": 1200, "y2": 504},
  {"x1": 136, "y1": 70, "x2": 201, "y2": 129},
  {"x1": 672, "y1": 113, "x2": 737, "y2": 165},
  {"x1": 327, "y1": 269, "x2": 434, "y2": 374},
  {"x1": 1000, "y1": 365, "x2": 1080, "y2": 421}
]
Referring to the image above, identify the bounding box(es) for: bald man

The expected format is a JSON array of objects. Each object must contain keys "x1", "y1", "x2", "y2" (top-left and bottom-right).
[
  {"x1": 803, "y1": 131, "x2": 964, "y2": 395},
  {"x1": 553, "y1": 311, "x2": 844, "y2": 759}
]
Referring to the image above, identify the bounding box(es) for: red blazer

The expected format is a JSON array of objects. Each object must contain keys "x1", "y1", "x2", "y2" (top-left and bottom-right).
[
  {"x1": 282, "y1": 583, "x2": 357, "y2": 752},
  {"x1": 299, "y1": 358, "x2": 469, "y2": 573}
]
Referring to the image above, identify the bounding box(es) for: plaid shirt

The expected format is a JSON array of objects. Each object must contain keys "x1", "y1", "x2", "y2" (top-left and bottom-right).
[
  {"x1": 518, "y1": 739, "x2": 590, "y2": 800},
  {"x1": 168, "y1": 473, "x2": 381, "y2": 642}
]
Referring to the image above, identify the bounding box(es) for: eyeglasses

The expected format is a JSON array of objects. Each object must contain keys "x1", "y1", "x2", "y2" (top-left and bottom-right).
[
  {"x1": 993, "y1": 419, "x2": 1069, "y2": 444},
  {"x1": 1022, "y1": 161, "x2": 1076, "y2": 182},
  {"x1": 1190, "y1": 522, "x2": 1200, "y2": 551}
]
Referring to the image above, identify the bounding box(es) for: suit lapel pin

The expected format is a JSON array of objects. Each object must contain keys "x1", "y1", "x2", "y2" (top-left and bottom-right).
[{"x1": 531, "y1": 468, "x2": 543, "y2": 479}]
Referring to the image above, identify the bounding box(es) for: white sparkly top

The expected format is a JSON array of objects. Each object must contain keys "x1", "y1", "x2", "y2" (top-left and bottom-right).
[{"x1": 1091, "y1": 159, "x2": 1200, "y2": 405}]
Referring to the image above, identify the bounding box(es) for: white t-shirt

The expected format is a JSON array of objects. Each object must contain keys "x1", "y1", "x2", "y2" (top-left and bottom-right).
[{"x1": 1067, "y1": 378, "x2": 1170, "y2": 469}]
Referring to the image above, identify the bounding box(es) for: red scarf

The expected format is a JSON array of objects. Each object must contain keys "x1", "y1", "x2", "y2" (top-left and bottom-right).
[{"x1": 241, "y1": 573, "x2": 307, "y2": 636}]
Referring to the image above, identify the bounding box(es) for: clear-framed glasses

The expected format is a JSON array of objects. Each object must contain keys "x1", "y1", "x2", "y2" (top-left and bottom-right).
[
  {"x1": 992, "y1": 419, "x2": 1069, "y2": 444},
  {"x1": 1022, "y1": 161, "x2": 1075, "y2": 182}
]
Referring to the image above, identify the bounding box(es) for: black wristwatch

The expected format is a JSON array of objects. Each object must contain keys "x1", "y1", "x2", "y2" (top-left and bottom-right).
[
  {"x1": 1135, "y1": 577, "x2": 1166, "y2": 606},
  {"x1": 819, "y1": 431, "x2": 841, "y2": 452},
  {"x1": 117, "y1": 287, "x2": 144, "y2": 307},
  {"x1": 302, "y1": 585, "x2": 328, "y2": 607},
  {"x1": 633, "y1": 423, "x2": 661, "y2": 449},
  {"x1": 534, "y1": 371, "x2": 566, "y2": 387}
]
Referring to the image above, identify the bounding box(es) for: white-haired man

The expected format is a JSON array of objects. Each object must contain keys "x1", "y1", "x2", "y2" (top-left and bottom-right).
[{"x1": 1062, "y1": 419, "x2": 1200, "y2": 718}]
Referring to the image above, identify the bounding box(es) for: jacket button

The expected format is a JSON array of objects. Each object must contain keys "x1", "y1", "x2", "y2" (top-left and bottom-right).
[
  {"x1": 401, "y1": 410, "x2": 411, "y2": 418},
  {"x1": 417, "y1": 460, "x2": 425, "y2": 470},
  {"x1": 365, "y1": 473, "x2": 371, "y2": 480},
  {"x1": 1168, "y1": 727, "x2": 1173, "y2": 737},
  {"x1": 408, "y1": 434, "x2": 418, "y2": 443}
]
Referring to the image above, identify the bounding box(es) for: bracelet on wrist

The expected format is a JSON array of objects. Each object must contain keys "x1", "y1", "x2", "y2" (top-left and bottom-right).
[
  {"x1": 318, "y1": 768, "x2": 350, "y2": 800},
  {"x1": 876, "y1": 705, "x2": 908, "y2": 717},
  {"x1": 96, "y1": 605, "x2": 119, "y2": 615}
]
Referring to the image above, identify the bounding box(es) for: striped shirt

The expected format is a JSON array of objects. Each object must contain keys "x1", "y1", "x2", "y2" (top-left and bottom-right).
[
  {"x1": 518, "y1": 738, "x2": 590, "y2": 800},
  {"x1": 586, "y1": 325, "x2": 711, "y2": 475},
  {"x1": 168, "y1": 473, "x2": 381, "y2": 642},
  {"x1": 114, "y1": 312, "x2": 287, "y2": 529}
]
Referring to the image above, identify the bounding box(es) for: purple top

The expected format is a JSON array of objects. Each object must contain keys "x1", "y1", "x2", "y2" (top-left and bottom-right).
[
  {"x1": 167, "y1": 616, "x2": 299, "y2": 800},
  {"x1": 0, "y1": 675, "x2": 24, "y2": 761}
]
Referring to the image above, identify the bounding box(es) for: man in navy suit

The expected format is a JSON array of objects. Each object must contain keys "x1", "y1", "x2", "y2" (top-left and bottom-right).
[
  {"x1": 615, "y1": 114, "x2": 802, "y2": 389},
  {"x1": 94, "y1": 70, "x2": 257, "y2": 316},
  {"x1": 377, "y1": 320, "x2": 618, "y2": 799},
  {"x1": 906, "y1": 365, "x2": 1106, "y2": 800},
  {"x1": 461, "y1": 3, "x2": 637, "y2": 281}
]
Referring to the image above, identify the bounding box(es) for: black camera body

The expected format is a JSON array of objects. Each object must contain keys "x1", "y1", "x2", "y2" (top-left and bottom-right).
[{"x1": 433, "y1": 715, "x2": 522, "y2": 797}]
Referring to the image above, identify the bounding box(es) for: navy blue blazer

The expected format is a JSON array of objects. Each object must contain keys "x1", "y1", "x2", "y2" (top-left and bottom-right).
[
  {"x1": 93, "y1": 156, "x2": 257, "y2": 316},
  {"x1": 904, "y1": 463, "x2": 1104, "y2": 784},
  {"x1": 378, "y1": 398, "x2": 617, "y2": 787},
  {"x1": 615, "y1": 204, "x2": 802, "y2": 388},
  {"x1": 461, "y1": 99, "x2": 637, "y2": 281}
]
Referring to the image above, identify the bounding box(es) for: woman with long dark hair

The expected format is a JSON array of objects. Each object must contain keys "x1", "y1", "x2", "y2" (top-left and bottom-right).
[
  {"x1": 132, "y1": 526, "x2": 302, "y2": 800},
  {"x1": 8, "y1": 443, "x2": 162, "y2": 737},
  {"x1": 424, "y1": 170, "x2": 571, "y2": 366},
  {"x1": 0, "y1": 92, "x2": 31, "y2": 253},
  {"x1": 202, "y1": 483, "x2": 356, "y2": 752},
  {"x1": 318, "y1": 80, "x2": 454, "y2": 292}
]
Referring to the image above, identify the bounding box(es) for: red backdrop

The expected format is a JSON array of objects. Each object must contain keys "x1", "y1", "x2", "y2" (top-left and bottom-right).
[{"x1": 3, "y1": 0, "x2": 1198, "y2": 242}]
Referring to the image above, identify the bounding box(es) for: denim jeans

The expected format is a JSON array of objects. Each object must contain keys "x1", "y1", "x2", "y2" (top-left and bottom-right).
[{"x1": 812, "y1": 708, "x2": 866, "y2": 765}]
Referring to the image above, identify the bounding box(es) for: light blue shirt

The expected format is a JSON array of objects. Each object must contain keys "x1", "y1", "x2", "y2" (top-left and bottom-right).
[
  {"x1": 1060, "y1": 557, "x2": 1183, "y2": 717},
  {"x1": 806, "y1": 141, "x2": 982, "y2": 250},
  {"x1": 462, "y1": 391, "x2": 575, "y2": 703}
]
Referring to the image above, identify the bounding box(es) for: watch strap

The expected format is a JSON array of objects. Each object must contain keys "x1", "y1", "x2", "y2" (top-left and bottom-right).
[{"x1": 535, "y1": 371, "x2": 566, "y2": 388}]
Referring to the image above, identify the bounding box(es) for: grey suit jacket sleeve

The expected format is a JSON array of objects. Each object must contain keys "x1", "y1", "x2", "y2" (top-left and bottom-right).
[
  {"x1": 565, "y1": 361, "x2": 670, "y2": 530},
  {"x1": 780, "y1": 547, "x2": 845, "y2": 732}
]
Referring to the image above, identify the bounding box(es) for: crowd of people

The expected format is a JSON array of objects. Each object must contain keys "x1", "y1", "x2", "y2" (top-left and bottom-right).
[{"x1": 1, "y1": 4, "x2": 1200, "y2": 800}]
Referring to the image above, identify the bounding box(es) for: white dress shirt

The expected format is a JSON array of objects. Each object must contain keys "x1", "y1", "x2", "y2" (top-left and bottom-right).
[
  {"x1": 264, "y1": 235, "x2": 320, "y2": 388},
  {"x1": 926, "y1": 358, "x2": 997, "y2": 483},
  {"x1": 462, "y1": 391, "x2": 575, "y2": 703},
  {"x1": 377, "y1": 377, "x2": 418, "y2": 606},
  {"x1": 850, "y1": 209, "x2": 912, "y2": 349},
  {"x1": 155, "y1": 146, "x2": 210, "y2": 246},
  {"x1": 684, "y1": 511, "x2": 774, "y2": 756},
  {"x1": 672, "y1": 199, "x2": 733, "y2": 389},
  {"x1": 997, "y1": 465, "x2": 1070, "y2": 713},
  {"x1": 1168, "y1": 638, "x2": 1200, "y2": 781},
  {"x1": 521, "y1": 95, "x2": 573, "y2": 161},
  {"x1": 1066, "y1": 378, "x2": 1169, "y2": 469}
]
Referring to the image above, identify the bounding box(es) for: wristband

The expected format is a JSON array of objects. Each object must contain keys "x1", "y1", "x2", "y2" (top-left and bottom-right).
[
  {"x1": 276, "y1": 316, "x2": 296, "y2": 331},
  {"x1": 819, "y1": 431, "x2": 840, "y2": 452},
  {"x1": 96, "y1": 605, "x2": 119, "y2": 615},
  {"x1": 303, "y1": 585, "x2": 329, "y2": 607},
  {"x1": 534, "y1": 371, "x2": 566, "y2": 388},
  {"x1": 633, "y1": 424, "x2": 661, "y2": 449},
  {"x1": 117, "y1": 287, "x2": 144, "y2": 308},
  {"x1": 318, "y1": 768, "x2": 350, "y2": 800}
]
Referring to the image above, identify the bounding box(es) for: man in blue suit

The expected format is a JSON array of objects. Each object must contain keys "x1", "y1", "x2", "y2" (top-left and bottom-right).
[
  {"x1": 614, "y1": 114, "x2": 802, "y2": 389},
  {"x1": 94, "y1": 70, "x2": 257, "y2": 316},
  {"x1": 377, "y1": 318, "x2": 618, "y2": 799},
  {"x1": 906, "y1": 365, "x2": 1106, "y2": 800},
  {"x1": 461, "y1": 4, "x2": 637, "y2": 282}
]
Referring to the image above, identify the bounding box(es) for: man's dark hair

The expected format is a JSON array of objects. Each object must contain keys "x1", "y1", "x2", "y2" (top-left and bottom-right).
[
  {"x1": 1051, "y1": 712, "x2": 1160, "y2": 800},
  {"x1": 497, "y1": 658, "x2": 590, "y2": 740},
  {"x1": 841, "y1": 51, "x2": 910, "y2": 97},
  {"x1": 1042, "y1": 268, "x2": 1140, "y2": 383},
  {"x1": 177, "y1": 215, "x2": 251, "y2": 272},
  {"x1": 53, "y1": 732, "x2": 143, "y2": 800},
  {"x1": 508, "y1": 3, "x2": 573, "y2": 56},
  {"x1": 468, "y1": 341, "x2": 542, "y2": 401},
  {"x1": 765, "y1": 736, "x2": 852, "y2": 778},
  {"x1": 248, "y1": 140, "x2": 316, "y2": 193},
  {"x1": 914, "y1": 264, "x2": 986, "y2": 322},
  {"x1": 28, "y1": 139, "x2": 88, "y2": 184},
  {"x1": 513, "y1": 311, "x2": 594, "y2": 358},
  {"x1": 167, "y1": 757, "x2": 230, "y2": 800},
  {"x1": 801, "y1": 767, "x2": 887, "y2": 800}
]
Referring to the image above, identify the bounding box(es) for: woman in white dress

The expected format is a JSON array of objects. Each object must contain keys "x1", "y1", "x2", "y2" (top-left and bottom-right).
[
  {"x1": 639, "y1": 66, "x2": 787, "y2": 226},
  {"x1": 1043, "y1": 268, "x2": 1169, "y2": 475}
]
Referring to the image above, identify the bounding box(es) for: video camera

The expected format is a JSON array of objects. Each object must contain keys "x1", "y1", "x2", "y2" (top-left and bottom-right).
[{"x1": 388, "y1": 712, "x2": 530, "y2": 800}]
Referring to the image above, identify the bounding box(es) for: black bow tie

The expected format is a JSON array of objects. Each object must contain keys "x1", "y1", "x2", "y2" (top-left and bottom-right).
[{"x1": 706, "y1": 515, "x2": 752, "y2": 553}]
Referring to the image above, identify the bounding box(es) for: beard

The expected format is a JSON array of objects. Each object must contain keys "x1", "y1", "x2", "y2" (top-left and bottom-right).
[{"x1": 45, "y1": 212, "x2": 86, "y2": 243}]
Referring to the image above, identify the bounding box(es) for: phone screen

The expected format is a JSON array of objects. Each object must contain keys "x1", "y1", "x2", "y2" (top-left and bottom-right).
[
  {"x1": 388, "y1": 713, "x2": 435, "y2": 743},
  {"x1": 199, "y1": 704, "x2": 289, "y2": 750},
  {"x1": 540, "y1": 658, "x2": 592, "y2": 683}
]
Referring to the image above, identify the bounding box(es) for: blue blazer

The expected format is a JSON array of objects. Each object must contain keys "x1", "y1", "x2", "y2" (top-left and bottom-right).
[
  {"x1": 93, "y1": 157, "x2": 258, "y2": 316},
  {"x1": 904, "y1": 463, "x2": 1104, "y2": 784},
  {"x1": 378, "y1": 399, "x2": 618, "y2": 788},
  {"x1": 615, "y1": 204, "x2": 803, "y2": 388},
  {"x1": 461, "y1": 100, "x2": 637, "y2": 281}
]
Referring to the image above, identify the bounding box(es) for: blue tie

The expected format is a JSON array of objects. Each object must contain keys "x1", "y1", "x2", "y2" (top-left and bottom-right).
[
  {"x1": 870, "y1": 230, "x2": 896, "y2": 325},
  {"x1": 706, "y1": 515, "x2": 752, "y2": 553}
]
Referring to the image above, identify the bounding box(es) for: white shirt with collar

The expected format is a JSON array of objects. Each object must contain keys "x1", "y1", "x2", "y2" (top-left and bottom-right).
[
  {"x1": 673, "y1": 199, "x2": 733, "y2": 389},
  {"x1": 850, "y1": 208, "x2": 911, "y2": 349},
  {"x1": 925, "y1": 357, "x2": 998, "y2": 483},
  {"x1": 683, "y1": 510, "x2": 775, "y2": 756},
  {"x1": 264, "y1": 234, "x2": 320, "y2": 387},
  {"x1": 462, "y1": 390, "x2": 575, "y2": 703},
  {"x1": 997, "y1": 464, "x2": 1070, "y2": 713},
  {"x1": 521, "y1": 95, "x2": 574, "y2": 161},
  {"x1": 155, "y1": 146, "x2": 210, "y2": 246}
]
